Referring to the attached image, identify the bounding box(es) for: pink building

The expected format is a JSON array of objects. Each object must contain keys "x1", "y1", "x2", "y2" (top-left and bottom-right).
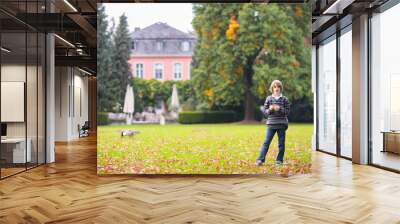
[{"x1": 128, "y1": 22, "x2": 197, "y2": 81}]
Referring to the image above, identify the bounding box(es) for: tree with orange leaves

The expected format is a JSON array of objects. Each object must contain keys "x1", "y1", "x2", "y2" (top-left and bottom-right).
[
  {"x1": 226, "y1": 15, "x2": 240, "y2": 41},
  {"x1": 192, "y1": 3, "x2": 311, "y2": 122}
]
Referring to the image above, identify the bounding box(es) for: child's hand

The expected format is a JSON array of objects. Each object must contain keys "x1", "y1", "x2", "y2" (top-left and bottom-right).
[{"x1": 270, "y1": 105, "x2": 279, "y2": 111}]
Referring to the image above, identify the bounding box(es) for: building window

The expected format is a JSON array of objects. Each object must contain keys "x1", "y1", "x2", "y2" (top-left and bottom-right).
[
  {"x1": 131, "y1": 41, "x2": 136, "y2": 50},
  {"x1": 339, "y1": 28, "x2": 352, "y2": 158},
  {"x1": 181, "y1": 41, "x2": 189, "y2": 51},
  {"x1": 370, "y1": 4, "x2": 400, "y2": 171},
  {"x1": 136, "y1": 63, "x2": 144, "y2": 78},
  {"x1": 156, "y1": 41, "x2": 163, "y2": 51},
  {"x1": 173, "y1": 63, "x2": 182, "y2": 80},
  {"x1": 318, "y1": 35, "x2": 337, "y2": 155},
  {"x1": 154, "y1": 63, "x2": 163, "y2": 80}
]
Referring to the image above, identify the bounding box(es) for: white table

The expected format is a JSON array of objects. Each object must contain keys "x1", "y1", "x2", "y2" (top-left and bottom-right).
[{"x1": 1, "y1": 138, "x2": 31, "y2": 163}]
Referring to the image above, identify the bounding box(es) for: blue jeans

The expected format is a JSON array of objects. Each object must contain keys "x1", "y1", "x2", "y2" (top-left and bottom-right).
[{"x1": 257, "y1": 127, "x2": 286, "y2": 163}]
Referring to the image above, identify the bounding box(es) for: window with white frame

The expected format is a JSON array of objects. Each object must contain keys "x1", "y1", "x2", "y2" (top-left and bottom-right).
[
  {"x1": 173, "y1": 63, "x2": 182, "y2": 80},
  {"x1": 135, "y1": 63, "x2": 144, "y2": 78},
  {"x1": 154, "y1": 63, "x2": 163, "y2": 80},
  {"x1": 181, "y1": 41, "x2": 189, "y2": 51},
  {"x1": 156, "y1": 41, "x2": 163, "y2": 51}
]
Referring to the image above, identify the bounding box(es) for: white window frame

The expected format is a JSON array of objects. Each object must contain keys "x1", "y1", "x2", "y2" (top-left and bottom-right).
[
  {"x1": 156, "y1": 41, "x2": 163, "y2": 51},
  {"x1": 173, "y1": 62, "x2": 183, "y2": 80},
  {"x1": 154, "y1": 63, "x2": 164, "y2": 80},
  {"x1": 181, "y1": 41, "x2": 190, "y2": 52},
  {"x1": 135, "y1": 63, "x2": 144, "y2": 78}
]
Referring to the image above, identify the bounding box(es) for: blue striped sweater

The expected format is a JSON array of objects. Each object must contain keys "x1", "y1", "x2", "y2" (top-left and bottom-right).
[{"x1": 262, "y1": 95, "x2": 290, "y2": 127}]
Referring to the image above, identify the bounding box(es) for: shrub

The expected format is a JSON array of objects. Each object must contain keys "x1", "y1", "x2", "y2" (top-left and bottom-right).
[
  {"x1": 98, "y1": 112, "x2": 110, "y2": 125},
  {"x1": 181, "y1": 97, "x2": 197, "y2": 111},
  {"x1": 254, "y1": 107, "x2": 265, "y2": 121},
  {"x1": 233, "y1": 107, "x2": 264, "y2": 122},
  {"x1": 178, "y1": 111, "x2": 236, "y2": 124},
  {"x1": 288, "y1": 97, "x2": 313, "y2": 122},
  {"x1": 132, "y1": 78, "x2": 196, "y2": 112}
]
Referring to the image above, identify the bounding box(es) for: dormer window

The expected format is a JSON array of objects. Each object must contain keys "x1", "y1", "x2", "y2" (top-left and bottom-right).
[
  {"x1": 181, "y1": 41, "x2": 190, "y2": 51},
  {"x1": 156, "y1": 41, "x2": 163, "y2": 51}
]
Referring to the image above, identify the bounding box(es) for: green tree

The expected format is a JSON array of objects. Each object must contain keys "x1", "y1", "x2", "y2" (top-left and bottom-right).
[
  {"x1": 131, "y1": 78, "x2": 196, "y2": 113},
  {"x1": 97, "y1": 4, "x2": 114, "y2": 112},
  {"x1": 192, "y1": 3, "x2": 311, "y2": 121},
  {"x1": 110, "y1": 14, "x2": 132, "y2": 112}
]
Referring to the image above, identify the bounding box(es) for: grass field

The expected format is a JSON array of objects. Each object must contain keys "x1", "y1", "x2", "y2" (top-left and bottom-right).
[{"x1": 97, "y1": 123, "x2": 313, "y2": 176}]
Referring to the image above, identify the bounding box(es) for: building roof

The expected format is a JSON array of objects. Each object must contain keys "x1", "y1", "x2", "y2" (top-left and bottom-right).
[
  {"x1": 131, "y1": 22, "x2": 196, "y2": 40},
  {"x1": 130, "y1": 22, "x2": 197, "y2": 56}
]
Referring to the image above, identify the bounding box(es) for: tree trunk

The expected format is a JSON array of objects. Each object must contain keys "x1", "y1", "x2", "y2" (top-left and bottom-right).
[
  {"x1": 242, "y1": 48, "x2": 263, "y2": 122},
  {"x1": 243, "y1": 64, "x2": 256, "y2": 122},
  {"x1": 243, "y1": 86, "x2": 255, "y2": 121}
]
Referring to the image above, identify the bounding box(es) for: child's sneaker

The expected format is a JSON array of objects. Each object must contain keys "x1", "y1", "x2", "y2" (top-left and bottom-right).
[
  {"x1": 275, "y1": 161, "x2": 283, "y2": 166},
  {"x1": 256, "y1": 160, "x2": 263, "y2": 166}
]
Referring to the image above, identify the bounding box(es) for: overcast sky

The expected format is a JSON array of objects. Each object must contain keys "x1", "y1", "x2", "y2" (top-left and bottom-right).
[{"x1": 103, "y1": 3, "x2": 195, "y2": 33}]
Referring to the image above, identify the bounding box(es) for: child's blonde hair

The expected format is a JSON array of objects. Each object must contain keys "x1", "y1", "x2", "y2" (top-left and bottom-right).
[{"x1": 269, "y1": 80, "x2": 283, "y2": 93}]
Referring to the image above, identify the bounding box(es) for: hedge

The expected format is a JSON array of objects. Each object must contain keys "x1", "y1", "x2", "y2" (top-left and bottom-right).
[
  {"x1": 288, "y1": 98, "x2": 313, "y2": 123},
  {"x1": 178, "y1": 111, "x2": 236, "y2": 124},
  {"x1": 98, "y1": 112, "x2": 110, "y2": 125}
]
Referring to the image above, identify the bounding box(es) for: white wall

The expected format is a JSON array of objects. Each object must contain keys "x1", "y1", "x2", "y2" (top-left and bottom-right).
[
  {"x1": 55, "y1": 67, "x2": 89, "y2": 141},
  {"x1": 1, "y1": 65, "x2": 39, "y2": 137},
  {"x1": 75, "y1": 70, "x2": 89, "y2": 139},
  {"x1": 1, "y1": 63, "x2": 46, "y2": 164},
  {"x1": 55, "y1": 66, "x2": 69, "y2": 141},
  {"x1": 1, "y1": 65, "x2": 26, "y2": 141}
]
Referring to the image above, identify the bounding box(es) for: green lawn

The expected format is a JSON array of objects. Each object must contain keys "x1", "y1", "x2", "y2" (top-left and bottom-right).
[{"x1": 97, "y1": 123, "x2": 312, "y2": 176}]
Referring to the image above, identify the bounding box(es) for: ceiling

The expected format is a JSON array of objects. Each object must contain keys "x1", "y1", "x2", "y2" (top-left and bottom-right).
[
  {"x1": 311, "y1": 0, "x2": 391, "y2": 43},
  {"x1": 0, "y1": 0, "x2": 97, "y2": 74},
  {"x1": 3, "y1": 0, "x2": 392, "y2": 74}
]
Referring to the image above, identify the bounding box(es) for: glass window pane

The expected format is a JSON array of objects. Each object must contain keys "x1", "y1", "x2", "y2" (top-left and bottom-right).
[
  {"x1": 155, "y1": 63, "x2": 163, "y2": 80},
  {"x1": 340, "y1": 29, "x2": 352, "y2": 158},
  {"x1": 1, "y1": 31, "x2": 27, "y2": 177},
  {"x1": 0, "y1": 1, "x2": 46, "y2": 178},
  {"x1": 38, "y1": 33, "x2": 45, "y2": 165},
  {"x1": 27, "y1": 31, "x2": 38, "y2": 169},
  {"x1": 371, "y1": 4, "x2": 400, "y2": 171},
  {"x1": 181, "y1": 42, "x2": 189, "y2": 51},
  {"x1": 318, "y1": 36, "x2": 337, "y2": 154},
  {"x1": 174, "y1": 63, "x2": 182, "y2": 80},
  {"x1": 136, "y1": 63, "x2": 143, "y2": 78}
]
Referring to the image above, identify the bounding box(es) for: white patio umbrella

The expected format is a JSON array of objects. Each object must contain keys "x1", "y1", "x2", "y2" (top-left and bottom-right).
[
  {"x1": 170, "y1": 84, "x2": 181, "y2": 113},
  {"x1": 123, "y1": 84, "x2": 134, "y2": 125}
]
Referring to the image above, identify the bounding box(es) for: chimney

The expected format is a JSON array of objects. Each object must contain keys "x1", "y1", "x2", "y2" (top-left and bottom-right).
[{"x1": 134, "y1": 27, "x2": 140, "y2": 32}]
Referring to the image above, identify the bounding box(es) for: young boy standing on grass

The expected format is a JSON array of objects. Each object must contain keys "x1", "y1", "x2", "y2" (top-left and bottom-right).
[{"x1": 256, "y1": 80, "x2": 290, "y2": 166}]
